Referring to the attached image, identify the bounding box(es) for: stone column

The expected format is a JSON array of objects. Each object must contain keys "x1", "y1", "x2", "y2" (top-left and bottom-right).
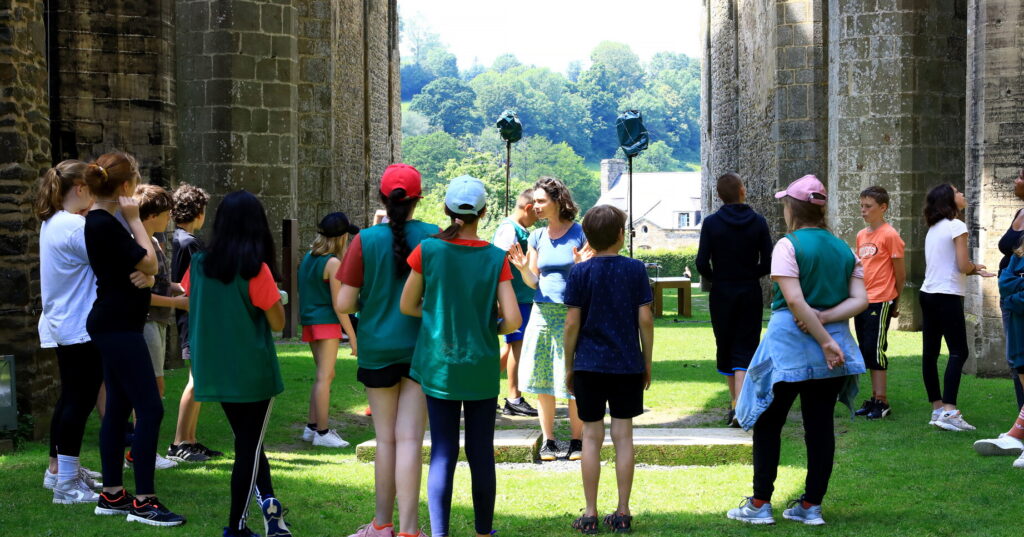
[
  {"x1": 0, "y1": 0, "x2": 56, "y2": 436},
  {"x1": 964, "y1": 0, "x2": 1024, "y2": 375},
  {"x1": 176, "y1": 0, "x2": 299, "y2": 228},
  {"x1": 827, "y1": 0, "x2": 967, "y2": 328}
]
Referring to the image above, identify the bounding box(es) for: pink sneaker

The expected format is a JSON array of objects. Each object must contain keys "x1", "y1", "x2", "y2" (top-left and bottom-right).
[
  {"x1": 348, "y1": 520, "x2": 394, "y2": 537},
  {"x1": 397, "y1": 532, "x2": 429, "y2": 537}
]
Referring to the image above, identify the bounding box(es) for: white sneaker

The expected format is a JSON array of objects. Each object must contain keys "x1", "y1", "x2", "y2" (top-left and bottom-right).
[
  {"x1": 155, "y1": 454, "x2": 178, "y2": 470},
  {"x1": 935, "y1": 410, "x2": 975, "y2": 431},
  {"x1": 302, "y1": 426, "x2": 315, "y2": 442},
  {"x1": 973, "y1": 433, "x2": 1024, "y2": 456},
  {"x1": 312, "y1": 429, "x2": 350, "y2": 448},
  {"x1": 44, "y1": 467, "x2": 101, "y2": 490},
  {"x1": 1014, "y1": 451, "x2": 1024, "y2": 469},
  {"x1": 79, "y1": 466, "x2": 102, "y2": 481},
  {"x1": 928, "y1": 409, "x2": 942, "y2": 426},
  {"x1": 52, "y1": 478, "x2": 100, "y2": 504},
  {"x1": 43, "y1": 469, "x2": 57, "y2": 490}
]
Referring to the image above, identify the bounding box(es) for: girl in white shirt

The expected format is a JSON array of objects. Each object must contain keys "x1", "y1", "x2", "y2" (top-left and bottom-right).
[
  {"x1": 36, "y1": 160, "x2": 104, "y2": 504},
  {"x1": 920, "y1": 184, "x2": 993, "y2": 432}
]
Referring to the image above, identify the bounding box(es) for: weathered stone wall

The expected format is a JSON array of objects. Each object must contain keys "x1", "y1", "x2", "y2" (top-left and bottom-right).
[
  {"x1": 827, "y1": 1, "x2": 966, "y2": 329},
  {"x1": 965, "y1": 0, "x2": 1024, "y2": 375},
  {"x1": 53, "y1": 0, "x2": 177, "y2": 186},
  {"x1": 0, "y1": 0, "x2": 55, "y2": 435}
]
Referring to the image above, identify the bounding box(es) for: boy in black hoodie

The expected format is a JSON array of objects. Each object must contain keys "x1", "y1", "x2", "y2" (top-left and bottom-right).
[{"x1": 696, "y1": 173, "x2": 773, "y2": 427}]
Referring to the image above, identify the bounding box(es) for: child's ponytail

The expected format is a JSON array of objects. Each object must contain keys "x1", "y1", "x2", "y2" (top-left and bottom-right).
[
  {"x1": 434, "y1": 206, "x2": 482, "y2": 241},
  {"x1": 382, "y1": 188, "x2": 417, "y2": 277},
  {"x1": 34, "y1": 160, "x2": 89, "y2": 221}
]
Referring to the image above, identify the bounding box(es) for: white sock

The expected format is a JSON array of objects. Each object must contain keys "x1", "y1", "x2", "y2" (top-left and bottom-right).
[
  {"x1": 56, "y1": 454, "x2": 79, "y2": 483},
  {"x1": 509, "y1": 397, "x2": 523, "y2": 405}
]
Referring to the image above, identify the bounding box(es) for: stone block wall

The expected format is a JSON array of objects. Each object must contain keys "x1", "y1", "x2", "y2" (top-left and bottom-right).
[
  {"x1": 0, "y1": 0, "x2": 56, "y2": 435},
  {"x1": 827, "y1": 0, "x2": 967, "y2": 328},
  {"x1": 965, "y1": 0, "x2": 1024, "y2": 375},
  {"x1": 53, "y1": 0, "x2": 177, "y2": 186}
]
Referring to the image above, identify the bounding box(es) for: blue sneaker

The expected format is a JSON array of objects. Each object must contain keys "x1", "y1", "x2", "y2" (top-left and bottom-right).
[
  {"x1": 260, "y1": 496, "x2": 292, "y2": 537},
  {"x1": 223, "y1": 527, "x2": 260, "y2": 537},
  {"x1": 783, "y1": 498, "x2": 825, "y2": 525},
  {"x1": 726, "y1": 497, "x2": 775, "y2": 525}
]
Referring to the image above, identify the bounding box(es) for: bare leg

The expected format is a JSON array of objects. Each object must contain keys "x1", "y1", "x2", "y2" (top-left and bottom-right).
[
  {"x1": 308, "y1": 339, "x2": 339, "y2": 430},
  {"x1": 581, "y1": 420, "x2": 604, "y2": 517},
  {"x1": 733, "y1": 371, "x2": 746, "y2": 407},
  {"x1": 174, "y1": 371, "x2": 199, "y2": 445},
  {"x1": 96, "y1": 383, "x2": 106, "y2": 419},
  {"x1": 499, "y1": 343, "x2": 511, "y2": 373},
  {"x1": 537, "y1": 393, "x2": 556, "y2": 441},
  {"x1": 610, "y1": 418, "x2": 634, "y2": 515},
  {"x1": 394, "y1": 378, "x2": 427, "y2": 534},
  {"x1": 727, "y1": 375, "x2": 738, "y2": 407},
  {"x1": 568, "y1": 399, "x2": 583, "y2": 440},
  {"x1": 507, "y1": 340, "x2": 524, "y2": 399},
  {"x1": 871, "y1": 370, "x2": 887, "y2": 402},
  {"x1": 366, "y1": 385, "x2": 400, "y2": 526},
  {"x1": 186, "y1": 399, "x2": 202, "y2": 443},
  {"x1": 155, "y1": 376, "x2": 165, "y2": 398}
]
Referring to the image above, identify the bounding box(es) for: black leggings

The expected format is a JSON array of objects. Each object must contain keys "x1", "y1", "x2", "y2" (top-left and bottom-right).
[
  {"x1": 919, "y1": 292, "x2": 970, "y2": 405},
  {"x1": 426, "y1": 395, "x2": 497, "y2": 537},
  {"x1": 222, "y1": 399, "x2": 276, "y2": 532},
  {"x1": 753, "y1": 376, "x2": 845, "y2": 505},
  {"x1": 92, "y1": 331, "x2": 164, "y2": 495},
  {"x1": 48, "y1": 343, "x2": 104, "y2": 458}
]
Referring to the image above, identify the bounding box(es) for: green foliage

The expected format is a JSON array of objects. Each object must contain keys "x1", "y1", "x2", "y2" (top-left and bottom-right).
[
  {"x1": 635, "y1": 247, "x2": 700, "y2": 281},
  {"x1": 401, "y1": 131, "x2": 467, "y2": 190},
  {"x1": 410, "y1": 77, "x2": 479, "y2": 136},
  {"x1": 492, "y1": 53, "x2": 522, "y2": 73},
  {"x1": 424, "y1": 48, "x2": 459, "y2": 79},
  {"x1": 400, "y1": 108, "x2": 437, "y2": 138},
  {"x1": 400, "y1": 63, "x2": 435, "y2": 100},
  {"x1": 628, "y1": 141, "x2": 682, "y2": 173},
  {"x1": 513, "y1": 136, "x2": 599, "y2": 215}
]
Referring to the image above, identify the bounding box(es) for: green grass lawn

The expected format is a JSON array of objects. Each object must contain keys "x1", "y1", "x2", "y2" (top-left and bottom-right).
[{"x1": 2, "y1": 289, "x2": 1020, "y2": 536}]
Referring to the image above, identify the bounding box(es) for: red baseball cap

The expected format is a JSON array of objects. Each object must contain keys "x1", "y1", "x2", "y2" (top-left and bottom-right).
[{"x1": 380, "y1": 164, "x2": 422, "y2": 200}]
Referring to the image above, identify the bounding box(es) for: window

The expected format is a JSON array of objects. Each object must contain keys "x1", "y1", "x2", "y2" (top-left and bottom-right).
[{"x1": 677, "y1": 212, "x2": 690, "y2": 228}]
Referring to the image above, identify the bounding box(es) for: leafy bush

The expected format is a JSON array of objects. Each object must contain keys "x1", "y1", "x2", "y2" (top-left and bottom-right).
[{"x1": 635, "y1": 247, "x2": 700, "y2": 282}]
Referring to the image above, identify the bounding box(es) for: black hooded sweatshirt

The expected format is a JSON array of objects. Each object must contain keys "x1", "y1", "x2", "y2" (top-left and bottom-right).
[{"x1": 695, "y1": 203, "x2": 773, "y2": 283}]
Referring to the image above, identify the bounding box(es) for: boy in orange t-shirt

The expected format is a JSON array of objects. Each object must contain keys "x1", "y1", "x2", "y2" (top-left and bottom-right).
[{"x1": 853, "y1": 186, "x2": 906, "y2": 419}]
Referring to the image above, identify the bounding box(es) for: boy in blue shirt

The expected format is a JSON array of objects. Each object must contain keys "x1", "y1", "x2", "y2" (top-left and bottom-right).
[{"x1": 563, "y1": 205, "x2": 654, "y2": 535}]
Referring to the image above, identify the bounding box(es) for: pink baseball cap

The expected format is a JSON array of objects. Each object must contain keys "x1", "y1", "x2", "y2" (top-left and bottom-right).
[
  {"x1": 775, "y1": 174, "x2": 827, "y2": 205},
  {"x1": 380, "y1": 164, "x2": 422, "y2": 200}
]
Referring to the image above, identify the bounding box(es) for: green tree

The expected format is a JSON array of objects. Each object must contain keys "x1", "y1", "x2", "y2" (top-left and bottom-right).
[
  {"x1": 410, "y1": 77, "x2": 479, "y2": 136},
  {"x1": 589, "y1": 41, "x2": 644, "y2": 95},
  {"x1": 401, "y1": 108, "x2": 437, "y2": 137},
  {"x1": 514, "y1": 136, "x2": 599, "y2": 216},
  {"x1": 424, "y1": 48, "x2": 459, "y2": 79},
  {"x1": 400, "y1": 63, "x2": 435, "y2": 100},
  {"x1": 575, "y1": 63, "x2": 621, "y2": 160},
  {"x1": 492, "y1": 53, "x2": 522, "y2": 73},
  {"x1": 401, "y1": 13, "x2": 444, "y2": 64},
  {"x1": 629, "y1": 141, "x2": 682, "y2": 172},
  {"x1": 401, "y1": 131, "x2": 466, "y2": 190}
]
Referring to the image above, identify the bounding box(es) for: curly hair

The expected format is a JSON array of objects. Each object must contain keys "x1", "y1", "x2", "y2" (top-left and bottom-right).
[
  {"x1": 172, "y1": 183, "x2": 210, "y2": 224},
  {"x1": 534, "y1": 176, "x2": 579, "y2": 222}
]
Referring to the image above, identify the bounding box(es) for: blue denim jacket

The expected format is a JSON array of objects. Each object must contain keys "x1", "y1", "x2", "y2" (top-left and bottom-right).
[
  {"x1": 735, "y1": 308, "x2": 866, "y2": 430},
  {"x1": 999, "y1": 254, "x2": 1024, "y2": 369}
]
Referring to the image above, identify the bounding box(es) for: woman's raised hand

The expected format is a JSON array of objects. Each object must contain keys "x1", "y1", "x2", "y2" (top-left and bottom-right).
[
  {"x1": 507, "y1": 242, "x2": 528, "y2": 270},
  {"x1": 573, "y1": 244, "x2": 595, "y2": 264}
]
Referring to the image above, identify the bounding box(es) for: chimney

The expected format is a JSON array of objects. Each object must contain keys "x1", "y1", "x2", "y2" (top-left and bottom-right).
[{"x1": 600, "y1": 159, "x2": 626, "y2": 195}]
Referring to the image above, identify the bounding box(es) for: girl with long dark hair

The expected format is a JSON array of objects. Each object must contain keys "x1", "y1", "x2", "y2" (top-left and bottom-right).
[{"x1": 182, "y1": 190, "x2": 291, "y2": 536}]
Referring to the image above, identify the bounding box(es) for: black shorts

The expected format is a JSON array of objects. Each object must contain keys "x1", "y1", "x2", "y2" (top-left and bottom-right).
[
  {"x1": 853, "y1": 301, "x2": 893, "y2": 370},
  {"x1": 572, "y1": 371, "x2": 644, "y2": 422},
  {"x1": 357, "y1": 363, "x2": 412, "y2": 389}
]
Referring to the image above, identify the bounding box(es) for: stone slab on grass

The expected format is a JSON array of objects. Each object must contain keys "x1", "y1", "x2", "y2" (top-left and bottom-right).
[
  {"x1": 356, "y1": 429, "x2": 541, "y2": 463},
  {"x1": 601, "y1": 428, "x2": 752, "y2": 466}
]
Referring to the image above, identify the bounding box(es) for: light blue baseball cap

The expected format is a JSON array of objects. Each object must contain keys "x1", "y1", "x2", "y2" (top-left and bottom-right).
[{"x1": 445, "y1": 175, "x2": 487, "y2": 215}]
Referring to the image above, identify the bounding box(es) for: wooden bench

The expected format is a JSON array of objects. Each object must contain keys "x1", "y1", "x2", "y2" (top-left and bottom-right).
[{"x1": 650, "y1": 277, "x2": 692, "y2": 317}]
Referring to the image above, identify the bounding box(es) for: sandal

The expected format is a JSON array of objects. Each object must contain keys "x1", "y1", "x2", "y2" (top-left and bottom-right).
[
  {"x1": 603, "y1": 512, "x2": 633, "y2": 533},
  {"x1": 571, "y1": 515, "x2": 600, "y2": 535}
]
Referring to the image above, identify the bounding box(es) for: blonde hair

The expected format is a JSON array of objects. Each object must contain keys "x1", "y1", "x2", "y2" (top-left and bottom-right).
[
  {"x1": 311, "y1": 233, "x2": 349, "y2": 257},
  {"x1": 1015, "y1": 235, "x2": 1024, "y2": 258},
  {"x1": 35, "y1": 160, "x2": 90, "y2": 221}
]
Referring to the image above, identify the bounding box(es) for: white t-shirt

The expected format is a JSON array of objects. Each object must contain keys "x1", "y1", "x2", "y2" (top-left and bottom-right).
[
  {"x1": 492, "y1": 218, "x2": 520, "y2": 251},
  {"x1": 921, "y1": 218, "x2": 968, "y2": 296},
  {"x1": 38, "y1": 210, "x2": 97, "y2": 346}
]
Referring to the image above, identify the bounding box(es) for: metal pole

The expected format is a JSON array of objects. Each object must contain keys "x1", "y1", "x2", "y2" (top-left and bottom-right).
[
  {"x1": 628, "y1": 154, "x2": 634, "y2": 258},
  {"x1": 505, "y1": 140, "x2": 512, "y2": 216}
]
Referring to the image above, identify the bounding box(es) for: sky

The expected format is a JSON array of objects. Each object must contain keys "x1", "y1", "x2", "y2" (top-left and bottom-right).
[{"x1": 398, "y1": 0, "x2": 704, "y2": 74}]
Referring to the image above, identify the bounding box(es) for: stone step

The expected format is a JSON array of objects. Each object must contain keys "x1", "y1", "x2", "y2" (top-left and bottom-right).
[
  {"x1": 355, "y1": 427, "x2": 751, "y2": 466},
  {"x1": 356, "y1": 429, "x2": 542, "y2": 463}
]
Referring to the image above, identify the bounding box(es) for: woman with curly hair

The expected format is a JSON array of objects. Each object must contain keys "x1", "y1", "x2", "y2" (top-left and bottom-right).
[{"x1": 509, "y1": 176, "x2": 592, "y2": 462}]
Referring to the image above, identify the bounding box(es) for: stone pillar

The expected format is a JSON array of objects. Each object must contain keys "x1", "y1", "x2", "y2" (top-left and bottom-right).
[
  {"x1": 53, "y1": 0, "x2": 177, "y2": 186},
  {"x1": 964, "y1": 0, "x2": 1024, "y2": 376},
  {"x1": 0, "y1": 0, "x2": 55, "y2": 436},
  {"x1": 702, "y1": 0, "x2": 829, "y2": 231},
  {"x1": 600, "y1": 158, "x2": 626, "y2": 194},
  {"x1": 827, "y1": 0, "x2": 967, "y2": 328},
  {"x1": 176, "y1": 0, "x2": 299, "y2": 229}
]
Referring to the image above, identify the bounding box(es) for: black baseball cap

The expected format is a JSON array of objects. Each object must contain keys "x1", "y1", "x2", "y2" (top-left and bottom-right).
[{"x1": 318, "y1": 212, "x2": 359, "y2": 237}]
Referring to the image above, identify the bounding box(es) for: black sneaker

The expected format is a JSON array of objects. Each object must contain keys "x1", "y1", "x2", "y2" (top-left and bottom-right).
[
  {"x1": 726, "y1": 408, "x2": 736, "y2": 426},
  {"x1": 223, "y1": 527, "x2": 259, "y2": 537},
  {"x1": 854, "y1": 399, "x2": 876, "y2": 417},
  {"x1": 167, "y1": 443, "x2": 211, "y2": 463},
  {"x1": 866, "y1": 400, "x2": 891, "y2": 420},
  {"x1": 95, "y1": 489, "x2": 135, "y2": 516},
  {"x1": 567, "y1": 439, "x2": 583, "y2": 461},
  {"x1": 503, "y1": 398, "x2": 539, "y2": 417},
  {"x1": 539, "y1": 439, "x2": 559, "y2": 461},
  {"x1": 127, "y1": 496, "x2": 186, "y2": 527},
  {"x1": 191, "y1": 442, "x2": 223, "y2": 458}
]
